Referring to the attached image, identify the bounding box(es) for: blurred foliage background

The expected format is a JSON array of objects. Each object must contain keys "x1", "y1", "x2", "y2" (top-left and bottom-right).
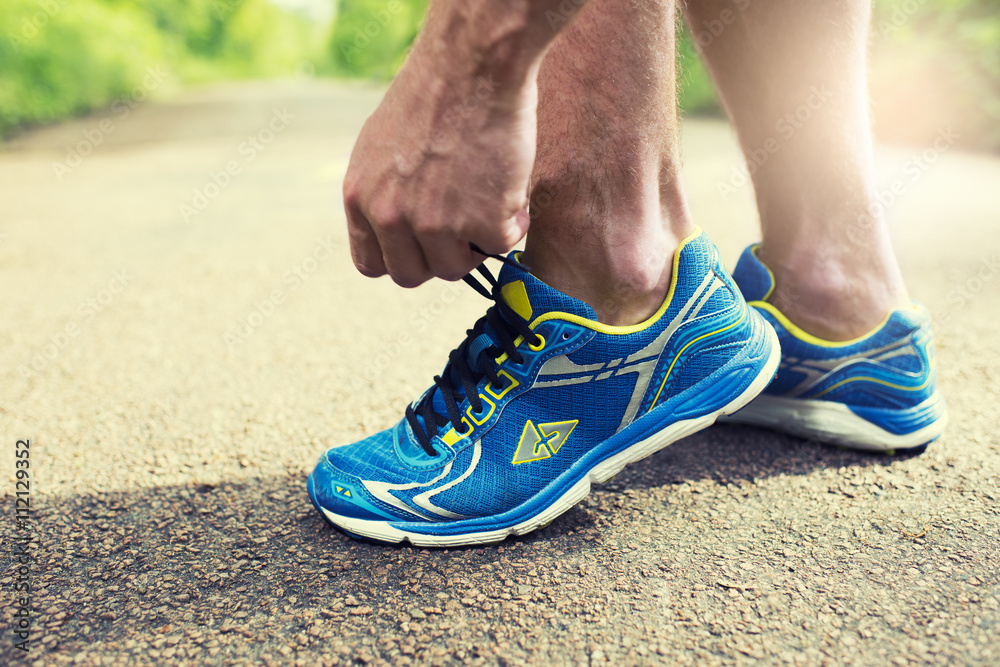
[
  {"x1": 0, "y1": 0, "x2": 322, "y2": 137},
  {"x1": 327, "y1": 0, "x2": 426, "y2": 79},
  {"x1": 2, "y1": 0, "x2": 998, "y2": 151}
]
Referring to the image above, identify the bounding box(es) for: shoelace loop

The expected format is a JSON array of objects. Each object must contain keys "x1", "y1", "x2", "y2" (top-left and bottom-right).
[{"x1": 404, "y1": 248, "x2": 540, "y2": 456}]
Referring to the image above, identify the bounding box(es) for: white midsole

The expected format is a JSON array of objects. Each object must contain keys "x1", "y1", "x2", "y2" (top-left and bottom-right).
[
  {"x1": 321, "y1": 324, "x2": 782, "y2": 547},
  {"x1": 720, "y1": 392, "x2": 947, "y2": 452}
]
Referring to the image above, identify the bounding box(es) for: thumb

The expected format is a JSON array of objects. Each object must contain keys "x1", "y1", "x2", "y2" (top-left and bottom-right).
[{"x1": 496, "y1": 207, "x2": 530, "y2": 251}]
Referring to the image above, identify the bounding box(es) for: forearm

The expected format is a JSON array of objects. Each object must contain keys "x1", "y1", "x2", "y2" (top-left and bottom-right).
[
  {"x1": 413, "y1": 0, "x2": 591, "y2": 90},
  {"x1": 344, "y1": 0, "x2": 589, "y2": 285}
]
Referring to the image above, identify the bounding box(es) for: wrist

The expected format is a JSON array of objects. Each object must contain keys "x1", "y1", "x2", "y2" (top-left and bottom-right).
[{"x1": 416, "y1": 0, "x2": 550, "y2": 93}]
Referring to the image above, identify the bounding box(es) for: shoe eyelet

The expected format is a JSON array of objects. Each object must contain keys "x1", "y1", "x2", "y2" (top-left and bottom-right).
[
  {"x1": 561, "y1": 332, "x2": 571, "y2": 341},
  {"x1": 528, "y1": 334, "x2": 545, "y2": 352}
]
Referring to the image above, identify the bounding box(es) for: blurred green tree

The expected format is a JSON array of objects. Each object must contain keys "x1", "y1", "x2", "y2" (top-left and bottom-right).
[
  {"x1": 0, "y1": 0, "x2": 319, "y2": 138},
  {"x1": 871, "y1": 0, "x2": 1000, "y2": 150},
  {"x1": 326, "y1": 0, "x2": 1000, "y2": 150},
  {"x1": 328, "y1": 0, "x2": 426, "y2": 79}
]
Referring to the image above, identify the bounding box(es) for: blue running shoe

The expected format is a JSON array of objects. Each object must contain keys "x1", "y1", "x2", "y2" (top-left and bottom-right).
[
  {"x1": 308, "y1": 228, "x2": 779, "y2": 546},
  {"x1": 722, "y1": 244, "x2": 947, "y2": 452}
]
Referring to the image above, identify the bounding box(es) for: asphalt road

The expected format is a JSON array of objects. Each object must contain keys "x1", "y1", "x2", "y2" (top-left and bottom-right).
[{"x1": 1, "y1": 79, "x2": 998, "y2": 666}]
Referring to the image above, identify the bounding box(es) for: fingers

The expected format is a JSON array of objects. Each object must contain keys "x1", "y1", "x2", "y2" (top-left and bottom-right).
[
  {"x1": 470, "y1": 206, "x2": 530, "y2": 255},
  {"x1": 344, "y1": 181, "x2": 387, "y2": 278},
  {"x1": 345, "y1": 183, "x2": 529, "y2": 286},
  {"x1": 355, "y1": 215, "x2": 526, "y2": 287},
  {"x1": 376, "y1": 220, "x2": 434, "y2": 288},
  {"x1": 418, "y1": 232, "x2": 477, "y2": 282},
  {"x1": 347, "y1": 193, "x2": 438, "y2": 287},
  {"x1": 345, "y1": 175, "x2": 433, "y2": 287},
  {"x1": 346, "y1": 212, "x2": 387, "y2": 278}
]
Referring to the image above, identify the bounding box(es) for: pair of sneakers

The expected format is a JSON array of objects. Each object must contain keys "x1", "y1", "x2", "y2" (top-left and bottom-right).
[{"x1": 307, "y1": 228, "x2": 946, "y2": 546}]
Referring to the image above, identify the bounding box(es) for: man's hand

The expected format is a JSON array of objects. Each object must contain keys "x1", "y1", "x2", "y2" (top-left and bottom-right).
[
  {"x1": 342, "y1": 0, "x2": 588, "y2": 287},
  {"x1": 344, "y1": 57, "x2": 536, "y2": 285}
]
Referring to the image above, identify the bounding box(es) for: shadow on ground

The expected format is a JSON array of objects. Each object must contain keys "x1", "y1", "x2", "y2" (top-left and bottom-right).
[{"x1": 0, "y1": 425, "x2": 942, "y2": 666}]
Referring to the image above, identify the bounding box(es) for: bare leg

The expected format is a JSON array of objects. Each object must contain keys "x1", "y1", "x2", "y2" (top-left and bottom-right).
[
  {"x1": 520, "y1": 0, "x2": 694, "y2": 326},
  {"x1": 683, "y1": 0, "x2": 910, "y2": 340}
]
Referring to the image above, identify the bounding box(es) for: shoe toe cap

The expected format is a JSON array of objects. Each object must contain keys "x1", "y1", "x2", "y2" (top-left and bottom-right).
[{"x1": 308, "y1": 453, "x2": 395, "y2": 522}]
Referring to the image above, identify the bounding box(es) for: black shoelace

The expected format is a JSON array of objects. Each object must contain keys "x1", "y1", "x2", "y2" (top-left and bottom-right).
[{"x1": 405, "y1": 247, "x2": 541, "y2": 456}]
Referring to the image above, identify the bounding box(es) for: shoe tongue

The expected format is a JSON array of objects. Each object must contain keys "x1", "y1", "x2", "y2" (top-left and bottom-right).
[
  {"x1": 464, "y1": 252, "x2": 596, "y2": 371},
  {"x1": 426, "y1": 252, "x2": 596, "y2": 435},
  {"x1": 496, "y1": 251, "x2": 597, "y2": 322}
]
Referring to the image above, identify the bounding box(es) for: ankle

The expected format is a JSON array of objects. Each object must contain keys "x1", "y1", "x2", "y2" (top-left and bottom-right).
[
  {"x1": 522, "y1": 155, "x2": 694, "y2": 324},
  {"x1": 522, "y1": 215, "x2": 691, "y2": 326},
  {"x1": 757, "y1": 244, "x2": 910, "y2": 341},
  {"x1": 524, "y1": 241, "x2": 674, "y2": 325}
]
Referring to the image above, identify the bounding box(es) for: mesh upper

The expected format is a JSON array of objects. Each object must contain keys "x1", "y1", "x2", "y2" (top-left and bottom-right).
[{"x1": 731, "y1": 243, "x2": 937, "y2": 410}]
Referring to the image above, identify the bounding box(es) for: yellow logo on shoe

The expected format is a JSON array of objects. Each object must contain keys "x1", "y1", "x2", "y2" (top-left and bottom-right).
[{"x1": 511, "y1": 419, "x2": 579, "y2": 465}]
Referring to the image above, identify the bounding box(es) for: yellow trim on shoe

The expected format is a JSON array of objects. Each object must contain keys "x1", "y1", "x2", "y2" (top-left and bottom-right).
[
  {"x1": 493, "y1": 226, "x2": 702, "y2": 366},
  {"x1": 811, "y1": 359, "x2": 936, "y2": 399},
  {"x1": 528, "y1": 226, "x2": 704, "y2": 335},
  {"x1": 750, "y1": 301, "x2": 899, "y2": 349},
  {"x1": 747, "y1": 243, "x2": 921, "y2": 348},
  {"x1": 650, "y1": 308, "x2": 747, "y2": 408},
  {"x1": 494, "y1": 344, "x2": 520, "y2": 366},
  {"x1": 749, "y1": 244, "x2": 776, "y2": 301}
]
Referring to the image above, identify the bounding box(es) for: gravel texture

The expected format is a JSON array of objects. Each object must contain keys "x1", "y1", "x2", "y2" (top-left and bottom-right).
[{"x1": 1, "y1": 80, "x2": 998, "y2": 666}]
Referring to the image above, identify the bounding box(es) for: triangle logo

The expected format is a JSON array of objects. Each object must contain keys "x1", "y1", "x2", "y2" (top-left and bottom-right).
[{"x1": 511, "y1": 419, "x2": 579, "y2": 465}]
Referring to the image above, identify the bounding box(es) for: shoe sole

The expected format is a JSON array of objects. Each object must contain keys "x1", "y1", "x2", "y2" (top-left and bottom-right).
[
  {"x1": 721, "y1": 391, "x2": 947, "y2": 453},
  {"x1": 309, "y1": 322, "x2": 781, "y2": 547}
]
